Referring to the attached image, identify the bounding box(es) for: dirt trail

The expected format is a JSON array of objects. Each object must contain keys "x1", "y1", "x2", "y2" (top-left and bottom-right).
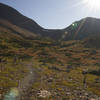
[{"x1": 16, "y1": 63, "x2": 37, "y2": 100}]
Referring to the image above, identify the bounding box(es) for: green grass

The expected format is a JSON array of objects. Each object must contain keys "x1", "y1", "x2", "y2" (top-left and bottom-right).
[{"x1": 1, "y1": 24, "x2": 100, "y2": 99}]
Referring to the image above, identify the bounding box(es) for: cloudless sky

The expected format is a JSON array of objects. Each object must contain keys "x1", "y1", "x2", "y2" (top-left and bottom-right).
[{"x1": 0, "y1": 0, "x2": 100, "y2": 29}]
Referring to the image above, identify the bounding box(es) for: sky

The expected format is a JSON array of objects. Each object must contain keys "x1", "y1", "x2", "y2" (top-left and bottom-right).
[{"x1": 0, "y1": 0, "x2": 100, "y2": 29}]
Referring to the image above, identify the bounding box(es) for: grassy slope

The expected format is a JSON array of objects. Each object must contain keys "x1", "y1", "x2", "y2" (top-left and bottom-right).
[
  {"x1": 1, "y1": 23, "x2": 100, "y2": 99},
  {"x1": 29, "y1": 41, "x2": 100, "y2": 99}
]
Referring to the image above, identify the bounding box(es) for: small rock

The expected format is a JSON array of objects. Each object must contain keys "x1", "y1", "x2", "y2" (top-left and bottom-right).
[
  {"x1": 84, "y1": 92, "x2": 89, "y2": 96},
  {"x1": 37, "y1": 90, "x2": 51, "y2": 98}
]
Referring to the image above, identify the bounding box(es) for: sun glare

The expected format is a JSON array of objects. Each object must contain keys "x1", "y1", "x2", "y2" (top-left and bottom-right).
[{"x1": 84, "y1": 0, "x2": 100, "y2": 8}]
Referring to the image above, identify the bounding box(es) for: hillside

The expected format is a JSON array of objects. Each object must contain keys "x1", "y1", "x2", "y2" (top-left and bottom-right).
[
  {"x1": 0, "y1": 23, "x2": 100, "y2": 99},
  {"x1": 0, "y1": 3, "x2": 64, "y2": 40},
  {"x1": 64, "y1": 17, "x2": 100, "y2": 40},
  {"x1": 1, "y1": 2, "x2": 100, "y2": 100},
  {"x1": 1, "y1": 3, "x2": 100, "y2": 41},
  {"x1": 1, "y1": 35, "x2": 100, "y2": 99}
]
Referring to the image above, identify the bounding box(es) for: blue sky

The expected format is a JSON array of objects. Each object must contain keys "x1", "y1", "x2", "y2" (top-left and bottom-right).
[{"x1": 0, "y1": 0, "x2": 100, "y2": 29}]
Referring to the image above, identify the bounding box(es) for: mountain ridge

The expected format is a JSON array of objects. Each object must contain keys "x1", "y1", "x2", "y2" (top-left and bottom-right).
[
  {"x1": 1, "y1": 3, "x2": 100, "y2": 41},
  {"x1": 64, "y1": 17, "x2": 100, "y2": 40},
  {"x1": 0, "y1": 3, "x2": 64, "y2": 40}
]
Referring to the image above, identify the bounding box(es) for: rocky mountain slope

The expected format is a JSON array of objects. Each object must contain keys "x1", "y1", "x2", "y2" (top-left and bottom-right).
[{"x1": 1, "y1": 2, "x2": 100, "y2": 100}]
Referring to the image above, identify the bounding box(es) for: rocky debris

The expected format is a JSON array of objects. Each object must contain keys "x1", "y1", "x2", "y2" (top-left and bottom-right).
[
  {"x1": 95, "y1": 78, "x2": 100, "y2": 83},
  {"x1": 49, "y1": 86, "x2": 100, "y2": 100},
  {"x1": 37, "y1": 90, "x2": 51, "y2": 98},
  {"x1": 47, "y1": 77, "x2": 53, "y2": 83},
  {"x1": 18, "y1": 85, "x2": 100, "y2": 100}
]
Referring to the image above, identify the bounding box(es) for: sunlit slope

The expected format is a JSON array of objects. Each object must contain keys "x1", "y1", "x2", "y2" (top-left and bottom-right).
[{"x1": 64, "y1": 17, "x2": 100, "y2": 40}]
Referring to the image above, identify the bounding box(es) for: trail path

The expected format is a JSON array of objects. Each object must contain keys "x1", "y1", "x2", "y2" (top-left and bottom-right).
[{"x1": 16, "y1": 63, "x2": 37, "y2": 100}]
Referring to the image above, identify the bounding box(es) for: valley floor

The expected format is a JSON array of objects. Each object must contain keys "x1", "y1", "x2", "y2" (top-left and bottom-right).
[{"x1": 1, "y1": 58, "x2": 100, "y2": 100}]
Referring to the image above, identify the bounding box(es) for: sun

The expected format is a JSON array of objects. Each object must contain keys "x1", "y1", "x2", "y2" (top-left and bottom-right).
[{"x1": 84, "y1": 0, "x2": 100, "y2": 8}]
